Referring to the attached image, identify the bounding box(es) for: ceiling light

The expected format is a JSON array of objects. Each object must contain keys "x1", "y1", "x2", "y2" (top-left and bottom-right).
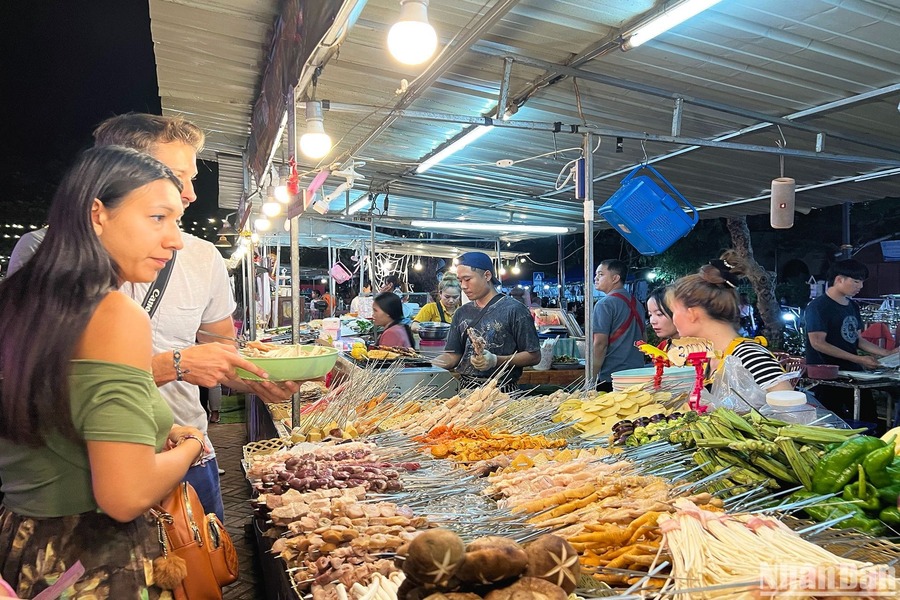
[
  {"x1": 254, "y1": 217, "x2": 271, "y2": 231},
  {"x1": 622, "y1": 0, "x2": 723, "y2": 50},
  {"x1": 387, "y1": 0, "x2": 438, "y2": 65},
  {"x1": 410, "y1": 220, "x2": 570, "y2": 234},
  {"x1": 512, "y1": 264, "x2": 521, "y2": 275},
  {"x1": 215, "y1": 235, "x2": 231, "y2": 247},
  {"x1": 216, "y1": 213, "x2": 238, "y2": 237},
  {"x1": 300, "y1": 101, "x2": 332, "y2": 159},
  {"x1": 414, "y1": 259, "x2": 423, "y2": 271},
  {"x1": 274, "y1": 165, "x2": 291, "y2": 203},
  {"x1": 416, "y1": 126, "x2": 493, "y2": 174},
  {"x1": 262, "y1": 201, "x2": 282, "y2": 217},
  {"x1": 347, "y1": 195, "x2": 371, "y2": 215}
]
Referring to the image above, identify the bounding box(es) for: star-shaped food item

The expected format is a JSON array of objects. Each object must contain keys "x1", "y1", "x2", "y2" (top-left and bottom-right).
[{"x1": 523, "y1": 534, "x2": 581, "y2": 593}]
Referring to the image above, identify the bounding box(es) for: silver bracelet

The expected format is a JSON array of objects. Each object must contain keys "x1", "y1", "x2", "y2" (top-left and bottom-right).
[{"x1": 173, "y1": 350, "x2": 191, "y2": 382}]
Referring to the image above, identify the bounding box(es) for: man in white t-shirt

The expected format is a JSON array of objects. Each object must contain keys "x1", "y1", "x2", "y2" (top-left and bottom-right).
[{"x1": 7, "y1": 114, "x2": 300, "y2": 520}]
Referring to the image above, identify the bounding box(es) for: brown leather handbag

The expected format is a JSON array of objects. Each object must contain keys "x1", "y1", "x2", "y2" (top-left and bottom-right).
[{"x1": 151, "y1": 482, "x2": 239, "y2": 600}]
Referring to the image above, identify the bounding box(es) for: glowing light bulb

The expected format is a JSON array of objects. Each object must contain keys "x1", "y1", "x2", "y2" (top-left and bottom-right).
[{"x1": 387, "y1": 1, "x2": 438, "y2": 65}]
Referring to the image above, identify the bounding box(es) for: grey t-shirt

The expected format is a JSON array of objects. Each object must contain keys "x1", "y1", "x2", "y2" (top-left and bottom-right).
[
  {"x1": 591, "y1": 288, "x2": 646, "y2": 382},
  {"x1": 7, "y1": 227, "x2": 47, "y2": 275},
  {"x1": 445, "y1": 294, "x2": 540, "y2": 384}
]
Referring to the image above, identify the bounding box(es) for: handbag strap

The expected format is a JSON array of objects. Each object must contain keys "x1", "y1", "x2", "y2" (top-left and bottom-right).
[
  {"x1": 141, "y1": 251, "x2": 177, "y2": 318},
  {"x1": 435, "y1": 299, "x2": 447, "y2": 323}
]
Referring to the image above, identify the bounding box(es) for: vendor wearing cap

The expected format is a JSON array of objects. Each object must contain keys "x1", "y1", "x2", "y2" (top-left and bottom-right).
[{"x1": 432, "y1": 252, "x2": 541, "y2": 391}]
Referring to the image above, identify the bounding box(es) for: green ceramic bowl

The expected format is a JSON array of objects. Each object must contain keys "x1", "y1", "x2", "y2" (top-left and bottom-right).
[{"x1": 235, "y1": 345, "x2": 338, "y2": 382}]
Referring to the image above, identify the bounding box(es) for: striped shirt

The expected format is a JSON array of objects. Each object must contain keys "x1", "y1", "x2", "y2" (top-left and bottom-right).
[{"x1": 730, "y1": 341, "x2": 786, "y2": 388}]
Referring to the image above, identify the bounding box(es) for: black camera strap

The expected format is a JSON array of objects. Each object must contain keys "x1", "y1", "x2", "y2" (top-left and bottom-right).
[{"x1": 141, "y1": 251, "x2": 177, "y2": 319}]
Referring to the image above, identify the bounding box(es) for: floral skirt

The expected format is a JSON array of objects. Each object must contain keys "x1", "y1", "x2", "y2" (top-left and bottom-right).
[{"x1": 0, "y1": 505, "x2": 169, "y2": 599}]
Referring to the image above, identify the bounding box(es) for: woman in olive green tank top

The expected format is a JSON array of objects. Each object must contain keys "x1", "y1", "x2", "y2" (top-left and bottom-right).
[{"x1": 0, "y1": 147, "x2": 210, "y2": 599}]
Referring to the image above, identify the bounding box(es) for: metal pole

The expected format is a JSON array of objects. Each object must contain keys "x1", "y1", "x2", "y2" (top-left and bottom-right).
[
  {"x1": 495, "y1": 240, "x2": 503, "y2": 287},
  {"x1": 557, "y1": 235, "x2": 565, "y2": 307},
  {"x1": 841, "y1": 202, "x2": 853, "y2": 259},
  {"x1": 286, "y1": 85, "x2": 303, "y2": 430},
  {"x1": 582, "y1": 133, "x2": 595, "y2": 390},
  {"x1": 370, "y1": 219, "x2": 377, "y2": 288},
  {"x1": 245, "y1": 248, "x2": 256, "y2": 339},
  {"x1": 328, "y1": 239, "x2": 335, "y2": 316}
]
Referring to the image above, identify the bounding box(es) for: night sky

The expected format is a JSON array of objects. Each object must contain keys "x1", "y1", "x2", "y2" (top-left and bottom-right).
[{"x1": 0, "y1": 0, "x2": 220, "y2": 267}]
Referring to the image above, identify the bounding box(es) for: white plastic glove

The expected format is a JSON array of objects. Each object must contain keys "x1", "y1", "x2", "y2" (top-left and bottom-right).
[{"x1": 470, "y1": 350, "x2": 498, "y2": 371}]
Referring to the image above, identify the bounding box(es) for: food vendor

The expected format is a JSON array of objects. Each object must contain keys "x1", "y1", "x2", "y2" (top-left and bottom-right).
[
  {"x1": 411, "y1": 273, "x2": 461, "y2": 332},
  {"x1": 666, "y1": 251, "x2": 793, "y2": 392},
  {"x1": 372, "y1": 292, "x2": 415, "y2": 348},
  {"x1": 432, "y1": 252, "x2": 540, "y2": 392},
  {"x1": 803, "y1": 259, "x2": 898, "y2": 422}
]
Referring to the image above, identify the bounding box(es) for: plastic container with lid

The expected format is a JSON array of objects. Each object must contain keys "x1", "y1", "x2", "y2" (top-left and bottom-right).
[{"x1": 760, "y1": 390, "x2": 816, "y2": 424}]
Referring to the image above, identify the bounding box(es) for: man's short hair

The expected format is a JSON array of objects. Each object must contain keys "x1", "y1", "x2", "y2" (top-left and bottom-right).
[
  {"x1": 93, "y1": 113, "x2": 205, "y2": 153},
  {"x1": 600, "y1": 259, "x2": 628, "y2": 282},
  {"x1": 826, "y1": 259, "x2": 869, "y2": 285}
]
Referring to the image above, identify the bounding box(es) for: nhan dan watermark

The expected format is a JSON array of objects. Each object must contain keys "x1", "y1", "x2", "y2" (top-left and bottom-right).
[{"x1": 759, "y1": 563, "x2": 898, "y2": 597}]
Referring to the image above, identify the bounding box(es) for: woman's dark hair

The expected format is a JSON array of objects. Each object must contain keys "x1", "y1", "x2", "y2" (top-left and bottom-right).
[
  {"x1": 374, "y1": 292, "x2": 413, "y2": 344},
  {"x1": 647, "y1": 286, "x2": 672, "y2": 318},
  {"x1": 375, "y1": 291, "x2": 404, "y2": 322},
  {"x1": 667, "y1": 250, "x2": 751, "y2": 325},
  {"x1": 0, "y1": 146, "x2": 180, "y2": 446}
]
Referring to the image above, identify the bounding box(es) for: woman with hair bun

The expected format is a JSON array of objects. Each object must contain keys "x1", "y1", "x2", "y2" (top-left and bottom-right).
[{"x1": 666, "y1": 250, "x2": 792, "y2": 391}]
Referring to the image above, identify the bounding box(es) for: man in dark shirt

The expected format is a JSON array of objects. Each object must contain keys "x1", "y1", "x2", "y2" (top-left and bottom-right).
[
  {"x1": 805, "y1": 260, "x2": 895, "y2": 370},
  {"x1": 804, "y1": 259, "x2": 897, "y2": 424},
  {"x1": 433, "y1": 252, "x2": 540, "y2": 391}
]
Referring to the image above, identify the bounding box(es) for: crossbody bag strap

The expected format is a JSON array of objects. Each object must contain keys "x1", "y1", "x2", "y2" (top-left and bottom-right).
[
  {"x1": 607, "y1": 292, "x2": 645, "y2": 343},
  {"x1": 435, "y1": 299, "x2": 447, "y2": 323},
  {"x1": 141, "y1": 250, "x2": 177, "y2": 318}
]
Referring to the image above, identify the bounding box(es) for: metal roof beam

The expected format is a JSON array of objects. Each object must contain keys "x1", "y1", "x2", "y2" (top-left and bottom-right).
[
  {"x1": 323, "y1": 103, "x2": 900, "y2": 168},
  {"x1": 473, "y1": 50, "x2": 900, "y2": 156},
  {"x1": 540, "y1": 82, "x2": 900, "y2": 199}
]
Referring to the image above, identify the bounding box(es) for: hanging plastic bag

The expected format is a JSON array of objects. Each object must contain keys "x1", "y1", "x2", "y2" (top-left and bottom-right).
[
  {"x1": 708, "y1": 355, "x2": 768, "y2": 412},
  {"x1": 329, "y1": 261, "x2": 353, "y2": 283},
  {"x1": 533, "y1": 337, "x2": 559, "y2": 371}
]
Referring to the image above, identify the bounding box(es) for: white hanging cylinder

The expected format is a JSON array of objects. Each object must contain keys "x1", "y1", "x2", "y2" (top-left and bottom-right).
[{"x1": 770, "y1": 177, "x2": 796, "y2": 229}]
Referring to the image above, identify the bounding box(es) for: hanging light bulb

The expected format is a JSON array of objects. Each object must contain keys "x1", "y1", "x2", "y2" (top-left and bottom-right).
[
  {"x1": 499, "y1": 265, "x2": 507, "y2": 276},
  {"x1": 274, "y1": 165, "x2": 291, "y2": 203},
  {"x1": 283, "y1": 218, "x2": 291, "y2": 231},
  {"x1": 414, "y1": 259, "x2": 423, "y2": 271},
  {"x1": 254, "y1": 217, "x2": 271, "y2": 231},
  {"x1": 300, "y1": 101, "x2": 332, "y2": 159},
  {"x1": 512, "y1": 264, "x2": 521, "y2": 275},
  {"x1": 387, "y1": 0, "x2": 438, "y2": 65},
  {"x1": 262, "y1": 200, "x2": 282, "y2": 217}
]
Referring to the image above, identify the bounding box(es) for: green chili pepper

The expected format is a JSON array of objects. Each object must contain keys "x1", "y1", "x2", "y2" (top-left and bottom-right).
[
  {"x1": 837, "y1": 513, "x2": 886, "y2": 535},
  {"x1": 842, "y1": 465, "x2": 881, "y2": 512},
  {"x1": 878, "y1": 506, "x2": 900, "y2": 525},
  {"x1": 811, "y1": 436, "x2": 886, "y2": 495},
  {"x1": 862, "y1": 437, "x2": 897, "y2": 488},
  {"x1": 877, "y1": 482, "x2": 900, "y2": 505}
]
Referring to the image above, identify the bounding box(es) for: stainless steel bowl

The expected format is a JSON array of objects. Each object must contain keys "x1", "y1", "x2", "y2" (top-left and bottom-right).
[{"x1": 418, "y1": 321, "x2": 450, "y2": 340}]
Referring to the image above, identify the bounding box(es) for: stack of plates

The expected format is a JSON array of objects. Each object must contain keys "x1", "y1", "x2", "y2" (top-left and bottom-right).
[{"x1": 610, "y1": 366, "x2": 696, "y2": 392}]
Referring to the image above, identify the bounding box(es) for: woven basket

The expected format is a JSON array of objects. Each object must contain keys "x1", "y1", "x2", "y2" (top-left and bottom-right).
[{"x1": 242, "y1": 437, "x2": 293, "y2": 463}]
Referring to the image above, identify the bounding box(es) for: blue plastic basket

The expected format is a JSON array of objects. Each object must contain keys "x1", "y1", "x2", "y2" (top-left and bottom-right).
[{"x1": 598, "y1": 165, "x2": 699, "y2": 256}]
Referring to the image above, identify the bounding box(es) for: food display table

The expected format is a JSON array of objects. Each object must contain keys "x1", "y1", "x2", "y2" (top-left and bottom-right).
[
  {"x1": 239, "y1": 353, "x2": 900, "y2": 600},
  {"x1": 517, "y1": 367, "x2": 585, "y2": 387},
  {"x1": 801, "y1": 374, "x2": 900, "y2": 422}
]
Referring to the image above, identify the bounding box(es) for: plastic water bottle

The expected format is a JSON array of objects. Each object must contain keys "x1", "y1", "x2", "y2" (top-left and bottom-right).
[{"x1": 760, "y1": 390, "x2": 816, "y2": 424}]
